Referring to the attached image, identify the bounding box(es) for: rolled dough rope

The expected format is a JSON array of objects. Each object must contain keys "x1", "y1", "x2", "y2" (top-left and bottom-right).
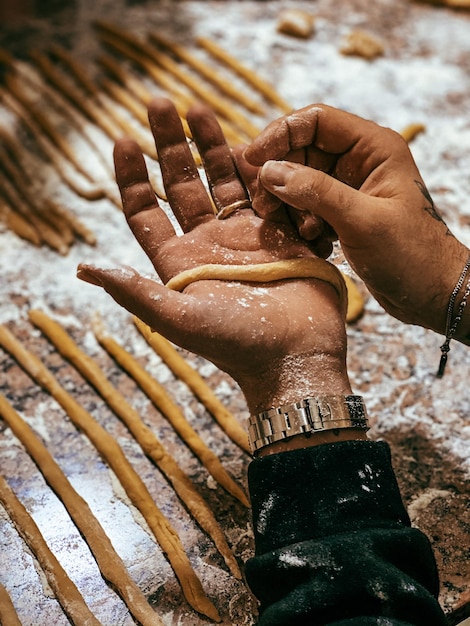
[
  {"x1": 97, "y1": 26, "x2": 246, "y2": 147},
  {"x1": 0, "y1": 200, "x2": 41, "y2": 247},
  {"x1": 29, "y1": 309, "x2": 242, "y2": 580},
  {"x1": 196, "y1": 37, "x2": 292, "y2": 114},
  {"x1": 100, "y1": 77, "x2": 157, "y2": 133},
  {"x1": 134, "y1": 318, "x2": 251, "y2": 454},
  {"x1": 45, "y1": 43, "x2": 159, "y2": 165},
  {"x1": 0, "y1": 88, "x2": 107, "y2": 203},
  {"x1": 0, "y1": 324, "x2": 221, "y2": 622},
  {"x1": 97, "y1": 22, "x2": 261, "y2": 141},
  {"x1": 93, "y1": 316, "x2": 249, "y2": 508},
  {"x1": 0, "y1": 394, "x2": 163, "y2": 626},
  {"x1": 0, "y1": 582, "x2": 21, "y2": 626},
  {"x1": 166, "y1": 257, "x2": 347, "y2": 308},
  {"x1": 148, "y1": 32, "x2": 266, "y2": 116},
  {"x1": 49, "y1": 43, "x2": 96, "y2": 97},
  {"x1": 45, "y1": 199, "x2": 97, "y2": 246},
  {"x1": 0, "y1": 169, "x2": 69, "y2": 255},
  {"x1": 400, "y1": 122, "x2": 426, "y2": 143},
  {"x1": 28, "y1": 52, "x2": 134, "y2": 205},
  {"x1": 30, "y1": 49, "x2": 123, "y2": 142},
  {"x1": 50, "y1": 42, "x2": 155, "y2": 168},
  {"x1": 149, "y1": 46, "x2": 262, "y2": 140},
  {"x1": 0, "y1": 144, "x2": 77, "y2": 249},
  {"x1": 341, "y1": 272, "x2": 365, "y2": 324},
  {"x1": 99, "y1": 53, "x2": 154, "y2": 105},
  {"x1": 0, "y1": 472, "x2": 101, "y2": 626},
  {"x1": 12, "y1": 58, "x2": 115, "y2": 179},
  {"x1": 99, "y1": 54, "x2": 193, "y2": 139},
  {"x1": 97, "y1": 31, "x2": 192, "y2": 109},
  {"x1": 166, "y1": 258, "x2": 364, "y2": 323},
  {"x1": 5, "y1": 71, "x2": 95, "y2": 182}
]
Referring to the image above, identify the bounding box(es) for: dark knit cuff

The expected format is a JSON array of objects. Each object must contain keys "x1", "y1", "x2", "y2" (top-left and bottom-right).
[{"x1": 248, "y1": 440, "x2": 410, "y2": 555}]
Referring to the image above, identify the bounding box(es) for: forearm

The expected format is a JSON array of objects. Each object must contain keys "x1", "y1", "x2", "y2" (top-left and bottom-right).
[{"x1": 245, "y1": 441, "x2": 448, "y2": 626}]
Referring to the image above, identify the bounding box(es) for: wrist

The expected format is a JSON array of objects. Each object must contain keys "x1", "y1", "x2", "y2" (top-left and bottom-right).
[
  {"x1": 248, "y1": 394, "x2": 369, "y2": 457},
  {"x1": 449, "y1": 262, "x2": 470, "y2": 347},
  {"x1": 429, "y1": 241, "x2": 470, "y2": 337},
  {"x1": 237, "y1": 352, "x2": 352, "y2": 415}
]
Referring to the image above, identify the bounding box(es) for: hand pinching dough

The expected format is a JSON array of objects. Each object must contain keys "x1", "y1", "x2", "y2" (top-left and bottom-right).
[{"x1": 165, "y1": 257, "x2": 364, "y2": 322}]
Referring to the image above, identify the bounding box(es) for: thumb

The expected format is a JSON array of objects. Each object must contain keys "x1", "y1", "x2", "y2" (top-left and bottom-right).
[
  {"x1": 256, "y1": 160, "x2": 375, "y2": 235},
  {"x1": 76, "y1": 264, "x2": 195, "y2": 343}
]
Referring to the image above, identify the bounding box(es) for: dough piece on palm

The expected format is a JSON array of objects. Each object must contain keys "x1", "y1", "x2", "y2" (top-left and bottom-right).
[{"x1": 165, "y1": 258, "x2": 364, "y2": 321}]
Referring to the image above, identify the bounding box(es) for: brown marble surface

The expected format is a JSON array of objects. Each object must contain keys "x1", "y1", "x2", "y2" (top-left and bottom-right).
[{"x1": 0, "y1": 1, "x2": 469, "y2": 624}]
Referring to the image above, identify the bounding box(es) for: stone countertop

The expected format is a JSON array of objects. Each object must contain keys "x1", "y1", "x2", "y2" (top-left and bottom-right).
[{"x1": 0, "y1": 1, "x2": 469, "y2": 624}]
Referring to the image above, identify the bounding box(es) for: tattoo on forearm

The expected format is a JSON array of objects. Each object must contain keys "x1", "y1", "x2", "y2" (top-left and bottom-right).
[{"x1": 415, "y1": 180, "x2": 450, "y2": 234}]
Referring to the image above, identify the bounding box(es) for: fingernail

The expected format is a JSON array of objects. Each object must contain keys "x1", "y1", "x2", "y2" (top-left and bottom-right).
[
  {"x1": 76, "y1": 264, "x2": 104, "y2": 287},
  {"x1": 260, "y1": 160, "x2": 296, "y2": 187}
]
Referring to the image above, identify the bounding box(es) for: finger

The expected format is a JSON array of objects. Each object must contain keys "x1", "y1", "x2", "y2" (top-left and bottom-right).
[
  {"x1": 232, "y1": 144, "x2": 258, "y2": 199},
  {"x1": 245, "y1": 104, "x2": 363, "y2": 163},
  {"x1": 245, "y1": 103, "x2": 407, "y2": 189},
  {"x1": 287, "y1": 208, "x2": 325, "y2": 240},
  {"x1": 245, "y1": 104, "x2": 323, "y2": 164},
  {"x1": 77, "y1": 264, "x2": 200, "y2": 347},
  {"x1": 257, "y1": 160, "x2": 379, "y2": 238},
  {"x1": 187, "y1": 103, "x2": 249, "y2": 213},
  {"x1": 148, "y1": 97, "x2": 214, "y2": 231},
  {"x1": 114, "y1": 137, "x2": 176, "y2": 261}
]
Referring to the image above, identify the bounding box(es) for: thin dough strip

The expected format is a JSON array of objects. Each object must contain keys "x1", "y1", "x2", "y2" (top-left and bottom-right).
[
  {"x1": 0, "y1": 394, "x2": 163, "y2": 626},
  {"x1": 166, "y1": 258, "x2": 348, "y2": 309},
  {"x1": 197, "y1": 37, "x2": 292, "y2": 114},
  {"x1": 13, "y1": 57, "x2": 115, "y2": 179},
  {"x1": 165, "y1": 258, "x2": 365, "y2": 323},
  {"x1": 47, "y1": 44, "x2": 159, "y2": 164},
  {"x1": 0, "y1": 471, "x2": 101, "y2": 626},
  {"x1": 97, "y1": 22, "x2": 260, "y2": 141},
  {"x1": 0, "y1": 200, "x2": 41, "y2": 247},
  {"x1": 29, "y1": 309, "x2": 242, "y2": 580},
  {"x1": 99, "y1": 54, "x2": 193, "y2": 139},
  {"x1": 97, "y1": 27, "x2": 245, "y2": 147},
  {"x1": 30, "y1": 49, "x2": 159, "y2": 197},
  {"x1": 45, "y1": 199, "x2": 97, "y2": 246},
  {"x1": 2, "y1": 66, "x2": 122, "y2": 213},
  {"x1": 30, "y1": 49, "x2": 122, "y2": 142},
  {"x1": 0, "y1": 126, "x2": 92, "y2": 247},
  {"x1": 0, "y1": 141, "x2": 75, "y2": 248},
  {"x1": 134, "y1": 318, "x2": 251, "y2": 454},
  {"x1": 0, "y1": 168, "x2": 69, "y2": 255},
  {"x1": 5, "y1": 72, "x2": 94, "y2": 182},
  {"x1": 93, "y1": 315, "x2": 249, "y2": 508},
  {"x1": 0, "y1": 88, "x2": 107, "y2": 202},
  {"x1": 149, "y1": 32, "x2": 266, "y2": 115},
  {"x1": 0, "y1": 324, "x2": 220, "y2": 622},
  {"x1": 0, "y1": 582, "x2": 21, "y2": 626}
]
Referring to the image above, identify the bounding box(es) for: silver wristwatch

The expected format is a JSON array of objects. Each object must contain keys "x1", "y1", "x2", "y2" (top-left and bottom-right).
[{"x1": 247, "y1": 395, "x2": 369, "y2": 454}]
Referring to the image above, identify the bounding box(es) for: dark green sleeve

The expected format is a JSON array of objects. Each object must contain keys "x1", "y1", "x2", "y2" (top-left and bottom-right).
[{"x1": 245, "y1": 440, "x2": 448, "y2": 626}]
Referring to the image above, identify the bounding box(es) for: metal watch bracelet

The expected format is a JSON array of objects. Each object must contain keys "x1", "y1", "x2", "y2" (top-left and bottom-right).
[{"x1": 247, "y1": 395, "x2": 369, "y2": 454}]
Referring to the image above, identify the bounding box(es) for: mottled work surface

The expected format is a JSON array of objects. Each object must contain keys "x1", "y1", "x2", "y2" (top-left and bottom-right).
[{"x1": 0, "y1": 0, "x2": 469, "y2": 624}]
